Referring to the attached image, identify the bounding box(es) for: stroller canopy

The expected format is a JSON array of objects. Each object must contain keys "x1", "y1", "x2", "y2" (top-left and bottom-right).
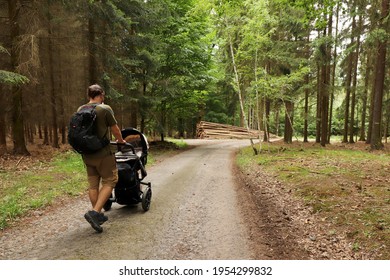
[{"x1": 121, "y1": 128, "x2": 149, "y2": 156}]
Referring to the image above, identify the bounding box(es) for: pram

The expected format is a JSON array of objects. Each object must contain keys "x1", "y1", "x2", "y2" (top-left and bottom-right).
[{"x1": 103, "y1": 128, "x2": 152, "y2": 212}]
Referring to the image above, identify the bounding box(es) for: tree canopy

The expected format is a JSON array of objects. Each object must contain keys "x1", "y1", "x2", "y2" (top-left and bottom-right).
[{"x1": 0, "y1": 0, "x2": 389, "y2": 154}]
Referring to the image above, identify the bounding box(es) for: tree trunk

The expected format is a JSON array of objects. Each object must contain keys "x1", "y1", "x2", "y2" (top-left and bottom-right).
[
  {"x1": 370, "y1": 0, "x2": 389, "y2": 150},
  {"x1": 264, "y1": 98, "x2": 270, "y2": 142},
  {"x1": 320, "y1": 12, "x2": 332, "y2": 147},
  {"x1": 229, "y1": 38, "x2": 257, "y2": 154},
  {"x1": 0, "y1": 85, "x2": 7, "y2": 155},
  {"x1": 47, "y1": 0, "x2": 59, "y2": 149},
  {"x1": 304, "y1": 79, "x2": 309, "y2": 143},
  {"x1": 328, "y1": 3, "x2": 339, "y2": 143},
  {"x1": 88, "y1": 10, "x2": 98, "y2": 85},
  {"x1": 343, "y1": 17, "x2": 356, "y2": 143},
  {"x1": 359, "y1": 53, "x2": 371, "y2": 141},
  {"x1": 315, "y1": 62, "x2": 321, "y2": 143},
  {"x1": 349, "y1": 14, "x2": 362, "y2": 143},
  {"x1": 8, "y1": 0, "x2": 30, "y2": 155},
  {"x1": 284, "y1": 101, "x2": 293, "y2": 144}
]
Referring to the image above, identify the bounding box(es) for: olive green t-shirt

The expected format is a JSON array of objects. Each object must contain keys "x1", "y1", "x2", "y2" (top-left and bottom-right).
[{"x1": 78, "y1": 103, "x2": 117, "y2": 158}]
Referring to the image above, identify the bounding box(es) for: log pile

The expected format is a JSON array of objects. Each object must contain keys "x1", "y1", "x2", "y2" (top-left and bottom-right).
[{"x1": 196, "y1": 121, "x2": 261, "y2": 139}]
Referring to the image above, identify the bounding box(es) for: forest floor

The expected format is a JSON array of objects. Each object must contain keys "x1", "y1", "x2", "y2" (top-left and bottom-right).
[
  {"x1": 235, "y1": 139, "x2": 390, "y2": 259},
  {"x1": 0, "y1": 139, "x2": 389, "y2": 260}
]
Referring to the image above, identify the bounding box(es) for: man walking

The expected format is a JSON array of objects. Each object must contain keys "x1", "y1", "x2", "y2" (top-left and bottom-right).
[{"x1": 80, "y1": 84, "x2": 125, "y2": 233}]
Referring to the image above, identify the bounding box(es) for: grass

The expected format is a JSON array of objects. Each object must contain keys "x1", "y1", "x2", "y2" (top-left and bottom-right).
[
  {"x1": 236, "y1": 141, "x2": 390, "y2": 259},
  {"x1": 166, "y1": 138, "x2": 188, "y2": 149},
  {"x1": 0, "y1": 151, "x2": 86, "y2": 230}
]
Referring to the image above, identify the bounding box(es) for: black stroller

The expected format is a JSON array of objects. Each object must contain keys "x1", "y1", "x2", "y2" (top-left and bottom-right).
[{"x1": 103, "y1": 128, "x2": 152, "y2": 212}]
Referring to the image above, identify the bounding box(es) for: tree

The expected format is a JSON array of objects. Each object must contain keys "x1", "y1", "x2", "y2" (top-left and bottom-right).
[
  {"x1": 370, "y1": 0, "x2": 389, "y2": 150},
  {"x1": 7, "y1": 0, "x2": 34, "y2": 155},
  {"x1": 0, "y1": 44, "x2": 29, "y2": 155}
]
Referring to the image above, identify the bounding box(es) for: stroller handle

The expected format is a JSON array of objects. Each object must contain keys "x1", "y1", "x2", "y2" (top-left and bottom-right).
[{"x1": 110, "y1": 141, "x2": 136, "y2": 154}]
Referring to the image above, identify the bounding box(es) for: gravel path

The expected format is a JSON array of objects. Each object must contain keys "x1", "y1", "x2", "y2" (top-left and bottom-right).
[
  {"x1": 0, "y1": 139, "x2": 257, "y2": 260},
  {"x1": 0, "y1": 139, "x2": 357, "y2": 260}
]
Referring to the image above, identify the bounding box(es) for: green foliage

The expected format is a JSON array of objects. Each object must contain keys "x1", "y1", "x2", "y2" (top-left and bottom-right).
[
  {"x1": 0, "y1": 70, "x2": 30, "y2": 86},
  {"x1": 1, "y1": 44, "x2": 30, "y2": 86}
]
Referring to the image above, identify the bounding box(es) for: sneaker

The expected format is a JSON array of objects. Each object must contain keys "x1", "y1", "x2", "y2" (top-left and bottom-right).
[
  {"x1": 98, "y1": 213, "x2": 108, "y2": 225},
  {"x1": 84, "y1": 211, "x2": 103, "y2": 233}
]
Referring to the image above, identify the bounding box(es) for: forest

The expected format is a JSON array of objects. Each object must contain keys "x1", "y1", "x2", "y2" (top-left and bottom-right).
[{"x1": 0, "y1": 0, "x2": 389, "y2": 156}]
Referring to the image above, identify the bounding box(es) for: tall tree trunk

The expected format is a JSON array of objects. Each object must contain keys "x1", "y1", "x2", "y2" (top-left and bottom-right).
[
  {"x1": 303, "y1": 32, "x2": 311, "y2": 143},
  {"x1": 229, "y1": 38, "x2": 257, "y2": 154},
  {"x1": 264, "y1": 98, "x2": 270, "y2": 142},
  {"x1": 8, "y1": 0, "x2": 29, "y2": 155},
  {"x1": 47, "y1": 0, "x2": 59, "y2": 149},
  {"x1": 315, "y1": 62, "x2": 321, "y2": 143},
  {"x1": 320, "y1": 11, "x2": 332, "y2": 147},
  {"x1": 88, "y1": 9, "x2": 97, "y2": 85},
  {"x1": 359, "y1": 53, "x2": 371, "y2": 141},
  {"x1": 303, "y1": 79, "x2": 309, "y2": 143},
  {"x1": 343, "y1": 15, "x2": 356, "y2": 143},
  {"x1": 160, "y1": 100, "x2": 166, "y2": 142},
  {"x1": 349, "y1": 14, "x2": 362, "y2": 143},
  {"x1": 328, "y1": 2, "x2": 339, "y2": 143},
  {"x1": 0, "y1": 85, "x2": 7, "y2": 155},
  {"x1": 284, "y1": 101, "x2": 293, "y2": 144},
  {"x1": 370, "y1": 0, "x2": 389, "y2": 149}
]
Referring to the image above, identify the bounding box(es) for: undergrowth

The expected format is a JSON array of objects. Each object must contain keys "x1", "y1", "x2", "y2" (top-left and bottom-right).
[
  {"x1": 236, "y1": 141, "x2": 390, "y2": 259},
  {"x1": 0, "y1": 151, "x2": 86, "y2": 230}
]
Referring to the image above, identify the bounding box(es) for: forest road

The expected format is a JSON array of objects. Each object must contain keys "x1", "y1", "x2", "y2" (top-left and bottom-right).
[{"x1": 0, "y1": 139, "x2": 266, "y2": 260}]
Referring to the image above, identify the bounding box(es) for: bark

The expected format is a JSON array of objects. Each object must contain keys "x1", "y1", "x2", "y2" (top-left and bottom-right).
[
  {"x1": 264, "y1": 98, "x2": 270, "y2": 142},
  {"x1": 47, "y1": 0, "x2": 59, "y2": 149},
  {"x1": 303, "y1": 79, "x2": 309, "y2": 143},
  {"x1": 88, "y1": 13, "x2": 97, "y2": 84},
  {"x1": 328, "y1": 3, "x2": 340, "y2": 143},
  {"x1": 315, "y1": 62, "x2": 321, "y2": 143},
  {"x1": 359, "y1": 53, "x2": 371, "y2": 141},
  {"x1": 320, "y1": 12, "x2": 332, "y2": 147},
  {"x1": 8, "y1": 0, "x2": 30, "y2": 155},
  {"x1": 342, "y1": 15, "x2": 356, "y2": 143},
  {"x1": 349, "y1": 14, "x2": 362, "y2": 143},
  {"x1": 0, "y1": 85, "x2": 7, "y2": 154},
  {"x1": 370, "y1": 0, "x2": 389, "y2": 150},
  {"x1": 284, "y1": 101, "x2": 294, "y2": 144}
]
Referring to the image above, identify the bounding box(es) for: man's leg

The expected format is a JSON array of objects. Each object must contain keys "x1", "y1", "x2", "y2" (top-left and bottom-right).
[
  {"x1": 87, "y1": 176, "x2": 100, "y2": 208},
  {"x1": 83, "y1": 158, "x2": 105, "y2": 232},
  {"x1": 93, "y1": 155, "x2": 118, "y2": 212},
  {"x1": 93, "y1": 185, "x2": 114, "y2": 212}
]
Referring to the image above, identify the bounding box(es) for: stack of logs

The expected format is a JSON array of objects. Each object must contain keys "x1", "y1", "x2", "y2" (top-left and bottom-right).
[{"x1": 196, "y1": 121, "x2": 261, "y2": 139}]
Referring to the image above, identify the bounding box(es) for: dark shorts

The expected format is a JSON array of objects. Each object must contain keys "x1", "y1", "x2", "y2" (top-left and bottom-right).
[{"x1": 82, "y1": 154, "x2": 118, "y2": 189}]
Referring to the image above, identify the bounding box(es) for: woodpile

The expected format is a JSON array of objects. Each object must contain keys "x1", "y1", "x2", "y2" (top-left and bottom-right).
[{"x1": 196, "y1": 121, "x2": 261, "y2": 139}]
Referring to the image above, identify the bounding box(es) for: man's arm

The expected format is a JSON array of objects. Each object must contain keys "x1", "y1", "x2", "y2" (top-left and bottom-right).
[{"x1": 111, "y1": 124, "x2": 125, "y2": 143}]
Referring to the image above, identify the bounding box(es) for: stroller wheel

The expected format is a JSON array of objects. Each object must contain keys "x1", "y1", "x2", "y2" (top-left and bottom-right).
[
  {"x1": 103, "y1": 198, "x2": 113, "y2": 211},
  {"x1": 141, "y1": 186, "x2": 152, "y2": 211}
]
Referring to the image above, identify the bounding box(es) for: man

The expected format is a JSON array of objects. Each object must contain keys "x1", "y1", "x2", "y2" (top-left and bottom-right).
[{"x1": 81, "y1": 84, "x2": 125, "y2": 233}]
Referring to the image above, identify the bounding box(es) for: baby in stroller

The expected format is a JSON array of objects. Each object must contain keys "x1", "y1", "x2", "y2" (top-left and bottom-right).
[{"x1": 103, "y1": 128, "x2": 152, "y2": 211}]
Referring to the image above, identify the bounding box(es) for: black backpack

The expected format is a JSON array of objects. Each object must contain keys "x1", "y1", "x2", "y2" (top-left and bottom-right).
[{"x1": 68, "y1": 104, "x2": 109, "y2": 154}]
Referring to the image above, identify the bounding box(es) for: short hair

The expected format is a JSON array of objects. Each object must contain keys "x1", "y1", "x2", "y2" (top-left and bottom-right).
[{"x1": 87, "y1": 84, "x2": 104, "y2": 99}]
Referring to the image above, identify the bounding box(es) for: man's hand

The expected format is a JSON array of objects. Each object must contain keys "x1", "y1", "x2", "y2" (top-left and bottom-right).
[{"x1": 111, "y1": 124, "x2": 126, "y2": 143}]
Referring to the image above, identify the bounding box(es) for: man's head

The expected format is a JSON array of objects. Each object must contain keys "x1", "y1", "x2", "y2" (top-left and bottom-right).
[{"x1": 87, "y1": 84, "x2": 105, "y2": 100}]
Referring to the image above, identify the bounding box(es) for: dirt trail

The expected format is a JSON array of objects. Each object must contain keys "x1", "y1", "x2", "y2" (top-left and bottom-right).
[
  {"x1": 0, "y1": 139, "x2": 355, "y2": 260},
  {"x1": 0, "y1": 139, "x2": 260, "y2": 260}
]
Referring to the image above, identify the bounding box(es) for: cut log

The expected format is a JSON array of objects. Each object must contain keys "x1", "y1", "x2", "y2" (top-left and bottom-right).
[{"x1": 196, "y1": 121, "x2": 262, "y2": 139}]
